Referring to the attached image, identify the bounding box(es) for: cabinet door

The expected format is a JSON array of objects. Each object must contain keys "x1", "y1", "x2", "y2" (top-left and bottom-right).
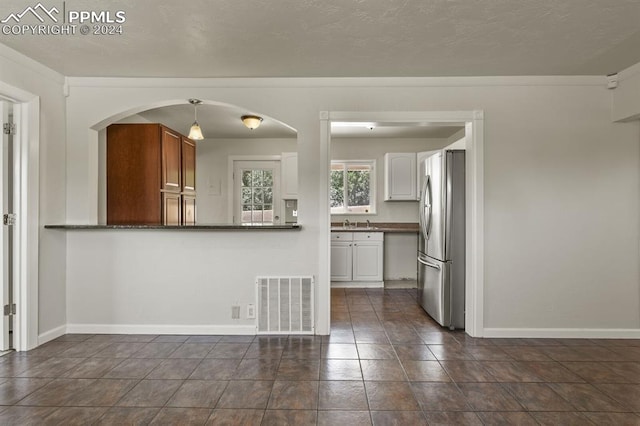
[
  {"x1": 330, "y1": 241, "x2": 352, "y2": 281},
  {"x1": 182, "y1": 137, "x2": 196, "y2": 193},
  {"x1": 352, "y1": 241, "x2": 383, "y2": 281},
  {"x1": 281, "y1": 152, "x2": 298, "y2": 199},
  {"x1": 107, "y1": 124, "x2": 163, "y2": 225},
  {"x1": 182, "y1": 195, "x2": 196, "y2": 226},
  {"x1": 384, "y1": 153, "x2": 417, "y2": 201},
  {"x1": 162, "y1": 192, "x2": 181, "y2": 225},
  {"x1": 161, "y1": 126, "x2": 181, "y2": 191}
]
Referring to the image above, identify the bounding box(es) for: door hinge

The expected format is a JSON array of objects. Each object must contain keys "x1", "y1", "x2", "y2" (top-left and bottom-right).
[
  {"x1": 3, "y1": 213, "x2": 15, "y2": 226},
  {"x1": 3, "y1": 304, "x2": 16, "y2": 316},
  {"x1": 3, "y1": 123, "x2": 15, "y2": 135}
]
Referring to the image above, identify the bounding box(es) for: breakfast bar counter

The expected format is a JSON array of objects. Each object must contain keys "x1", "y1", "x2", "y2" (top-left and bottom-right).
[{"x1": 45, "y1": 224, "x2": 301, "y2": 231}]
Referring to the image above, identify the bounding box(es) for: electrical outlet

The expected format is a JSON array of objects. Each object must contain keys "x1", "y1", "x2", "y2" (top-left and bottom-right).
[
  {"x1": 247, "y1": 304, "x2": 256, "y2": 319},
  {"x1": 231, "y1": 305, "x2": 240, "y2": 319}
]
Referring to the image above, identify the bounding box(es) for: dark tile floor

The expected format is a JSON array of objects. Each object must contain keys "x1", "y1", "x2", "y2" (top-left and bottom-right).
[{"x1": 0, "y1": 288, "x2": 639, "y2": 425}]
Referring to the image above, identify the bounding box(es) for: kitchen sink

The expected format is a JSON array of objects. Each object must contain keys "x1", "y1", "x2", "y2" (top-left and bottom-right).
[{"x1": 331, "y1": 226, "x2": 380, "y2": 231}]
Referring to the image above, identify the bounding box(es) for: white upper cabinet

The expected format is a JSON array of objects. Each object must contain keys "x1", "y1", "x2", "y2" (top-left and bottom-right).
[
  {"x1": 384, "y1": 152, "x2": 417, "y2": 201},
  {"x1": 281, "y1": 152, "x2": 298, "y2": 199}
]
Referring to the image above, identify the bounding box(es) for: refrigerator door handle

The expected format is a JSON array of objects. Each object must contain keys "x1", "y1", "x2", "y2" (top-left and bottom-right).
[
  {"x1": 418, "y1": 256, "x2": 441, "y2": 270},
  {"x1": 425, "y1": 175, "x2": 433, "y2": 238},
  {"x1": 419, "y1": 176, "x2": 427, "y2": 236},
  {"x1": 420, "y1": 175, "x2": 433, "y2": 239}
]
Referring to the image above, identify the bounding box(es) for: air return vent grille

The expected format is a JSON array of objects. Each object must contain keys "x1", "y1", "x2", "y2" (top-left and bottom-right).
[{"x1": 256, "y1": 276, "x2": 314, "y2": 334}]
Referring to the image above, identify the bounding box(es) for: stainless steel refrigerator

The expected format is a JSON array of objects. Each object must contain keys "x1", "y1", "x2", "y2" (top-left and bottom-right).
[{"x1": 418, "y1": 150, "x2": 465, "y2": 329}]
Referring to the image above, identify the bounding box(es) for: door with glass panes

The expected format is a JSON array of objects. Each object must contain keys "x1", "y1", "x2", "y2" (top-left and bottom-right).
[{"x1": 233, "y1": 161, "x2": 281, "y2": 225}]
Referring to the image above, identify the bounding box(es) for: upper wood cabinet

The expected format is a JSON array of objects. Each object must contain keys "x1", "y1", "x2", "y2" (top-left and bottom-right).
[
  {"x1": 161, "y1": 126, "x2": 182, "y2": 192},
  {"x1": 107, "y1": 123, "x2": 196, "y2": 225},
  {"x1": 384, "y1": 152, "x2": 417, "y2": 201},
  {"x1": 181, "y1": 137, "x2": 196, "y2": 194}
]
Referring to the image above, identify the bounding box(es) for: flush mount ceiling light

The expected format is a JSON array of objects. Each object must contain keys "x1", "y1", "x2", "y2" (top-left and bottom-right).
[
  {"x1": 188, "y1": 99, "x2": 204, "y2": 140},
  {"x1": 331, "y1": 121, "x2": 376, "y2": 130},
  {"x1": 241, "y1": 115, "x2": 263, "y2": 130}
]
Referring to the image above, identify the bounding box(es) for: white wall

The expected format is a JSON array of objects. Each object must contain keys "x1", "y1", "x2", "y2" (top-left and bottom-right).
[
  {"x1": 0, "y1": 45, "x2": 67, "y2": 339},
  {"x1": 197, "y1": 138, "x2": 296, "y2": 223},
  {"x1": 445, "y1": 128, "x2": 466, "y2": 150},
  {"x1": 612, "y1": 62, "x2": 640, "y2": 122},
  {"x1": 66, "y1": 229, "x2": 309, "y2": 331},
  {"x1": 62, "y1": 76, "x2": 640, "y2": 337}
]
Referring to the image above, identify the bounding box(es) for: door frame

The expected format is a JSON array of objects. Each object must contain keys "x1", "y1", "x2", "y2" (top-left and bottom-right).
[
  {"x1": 319, "y1": 111, "x2": 484, "y2": 337},
  {"x1": 0, "y1": 82, "x2": 40, "y2": 351},
  {"x1": 0, "y1": 100, "x2": 12, "y2": 350}
]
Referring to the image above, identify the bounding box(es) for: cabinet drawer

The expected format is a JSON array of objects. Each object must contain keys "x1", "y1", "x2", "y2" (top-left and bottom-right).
[
  {"x1": 331, "y1": 232, "x2": 353, "y2": 241},
  {"x1": 353, "y1": 232, "x2": 383, "y2": 241}
]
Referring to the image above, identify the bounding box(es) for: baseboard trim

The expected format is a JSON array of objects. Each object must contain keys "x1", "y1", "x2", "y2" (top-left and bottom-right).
[
  {"x1": 38, "y1": 324, "x2": 67, "y2": 345},
  {"x1": 66, "y1": 324, "x2": 257, "y2": 335},
  {"x1": 331, "y1": 281, "x2": 384, "y2": 288},
  {"x1": 483, "y1": 327, "x2": 640, "y2": 339}
]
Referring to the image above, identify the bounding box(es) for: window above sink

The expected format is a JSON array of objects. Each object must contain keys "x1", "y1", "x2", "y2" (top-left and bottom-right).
[{"x1": 330, "y1": 160, "x2": 376, "y2": 215}]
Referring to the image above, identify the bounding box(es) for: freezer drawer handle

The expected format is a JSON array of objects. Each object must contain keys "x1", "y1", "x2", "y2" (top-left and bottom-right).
[{"x1": 418, "y1": 257, "x2": 441, "y2": 270}]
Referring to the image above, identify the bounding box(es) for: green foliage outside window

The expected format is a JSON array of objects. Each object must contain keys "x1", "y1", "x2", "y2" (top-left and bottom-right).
[{"x1": 330, "y1": 162, "x2": 374, "y2": 214}]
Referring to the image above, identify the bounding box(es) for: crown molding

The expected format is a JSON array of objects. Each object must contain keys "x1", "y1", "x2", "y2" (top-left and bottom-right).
[{"x1": 0, "y1": 43, "x2": 64, "y2": 84}]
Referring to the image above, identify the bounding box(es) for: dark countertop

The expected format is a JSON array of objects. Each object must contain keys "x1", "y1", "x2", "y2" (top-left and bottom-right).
[
  {"x1": 45, "y1": 224, "x2": 301, "y2": 231},
  {"x1": 330, "y1": 222, "x2": 419, "y2": 233}
]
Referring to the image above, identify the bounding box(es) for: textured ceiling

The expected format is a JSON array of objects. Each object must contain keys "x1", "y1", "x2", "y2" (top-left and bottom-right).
[{"x1": 1, "y1": 0, "x2": 639, "y2": 77}]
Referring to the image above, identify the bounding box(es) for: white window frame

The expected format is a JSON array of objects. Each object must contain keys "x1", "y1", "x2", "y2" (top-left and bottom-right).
[{"x1": 330, "y1": 160, "x2": 376, "y2": 215}]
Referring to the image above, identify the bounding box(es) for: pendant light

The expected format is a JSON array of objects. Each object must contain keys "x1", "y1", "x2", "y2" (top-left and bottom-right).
[
  {"x1": 188, "y1": 99, "x2": 204, "y2": 140},
  {"x1": 241, "y1": 115, "x2": 263, "y2": 130}
]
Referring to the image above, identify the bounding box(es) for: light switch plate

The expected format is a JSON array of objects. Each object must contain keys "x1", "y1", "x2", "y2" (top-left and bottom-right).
[{"x1": 247, "y1": 304, "x2": 256, "y2": 319}]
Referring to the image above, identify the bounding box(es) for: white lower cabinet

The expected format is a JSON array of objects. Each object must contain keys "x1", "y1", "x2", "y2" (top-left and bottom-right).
[
  {"x1": 330, "y1": 240, "x2": 352, "y2": 281},
  {"x1": 331, "y1": 232, "x2": 383, "y2": 284}
]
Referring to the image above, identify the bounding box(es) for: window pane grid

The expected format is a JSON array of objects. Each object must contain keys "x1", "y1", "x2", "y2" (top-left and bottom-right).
[{"x1": 241, "y1": 169, "x2": 275, "y2": 225}]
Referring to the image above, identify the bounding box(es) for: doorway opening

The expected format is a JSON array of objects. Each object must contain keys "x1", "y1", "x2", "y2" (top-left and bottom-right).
[
  {"x1": 232, "y1": 160, "x2": 282, "y2": 225},
  {"x1": 92, "y1": 100, "x2": 298, "y2": 227},
  {"x1": 319, "y1": 111, "x2": 484, "y2": 337},
  {"x1": 0, "y1": 84, "x2": 40, "y2": 352}
]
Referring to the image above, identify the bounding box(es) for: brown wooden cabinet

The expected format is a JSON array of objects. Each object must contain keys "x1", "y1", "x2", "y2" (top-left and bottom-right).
[
  {"x1": 181, "y1": 137, "x2": 196, "y2": 194},
  {"x1": 162, "y1": 127, "x2": 182, "y2": 192},
  {"x1": 182, "y1": 195, "x2": 196, "y2": 226},
  {"x1": 162, "y1": 192, "x2": 181, "y2": 225},
  {"x1": 107, "y1": 123, "x2": 196, "y2": 225}
]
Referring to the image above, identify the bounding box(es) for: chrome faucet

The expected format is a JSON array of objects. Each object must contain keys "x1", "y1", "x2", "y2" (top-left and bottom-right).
[
  {"x1": 366, "y1": 219, "x2": 371, "y2": 228},
  {"x1": 343, "y1": 219, "x2": 350, "y2": 228}
]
